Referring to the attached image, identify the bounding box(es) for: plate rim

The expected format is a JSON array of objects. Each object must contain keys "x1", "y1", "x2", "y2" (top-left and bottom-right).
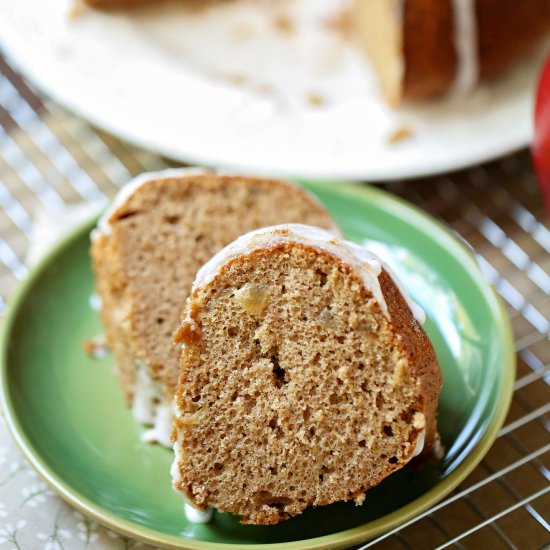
[
  {"x1": 0, "y1": 181, "x2": 516, "y2": 550},
  {"x1": 0, "y1": 10, "x2": 533, "y2": 182}
]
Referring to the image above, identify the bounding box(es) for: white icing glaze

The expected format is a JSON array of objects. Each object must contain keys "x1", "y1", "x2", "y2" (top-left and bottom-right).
[
  {"x1": 132, "y1": 362, "x2": 174, "y2": 447},
  {"x1": 89, "y1": 293, "x2": 102, "y2": 312},
  {"x1": 191, "y1": 224, "x2": 425, "y2": 325},
  {"x1": 346, "y1": 240, "x2": 426, "y2": 324},
  {"x1": 412, "y1": 429, "x2": 426, "y2": 458},
  {"x1": 91, "y1": 167, "x2": 208, "y2": 241},
  {"x1": 170, "y1": 431, "x2": 183, "y2": 486},
  {"x1": 184, "y1": 503, "x2": 213, "y2": 524},
  {"x1": 140, "y1": 402, "x2": 173, "y2": 448},
  {"x1": 131, "y1": 362, "x2": 162, "y2": 424},
  {"x1": 451, "y1": 0, "x2": 479, "y2": 94}
]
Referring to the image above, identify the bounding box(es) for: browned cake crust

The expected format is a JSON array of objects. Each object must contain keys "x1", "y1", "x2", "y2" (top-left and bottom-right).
[
  {"x1": 401, "y1": 0, "x2": 457, "y2": 101},
  {"x1": 475, "y1": 0, "x2": 550, "y2": 81},
  {"x1": 91, "y1": 173, "x2": 338, "y2": 404},
  {"x1": 378, "y1": 270, "x2": 440, "y2": 453},
  {"x1": 173, "y1": 229, "x2": 442, "y2": 525}
]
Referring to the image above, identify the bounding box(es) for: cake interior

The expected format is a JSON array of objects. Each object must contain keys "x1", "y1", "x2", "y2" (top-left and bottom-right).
[
  {"x1": 353, "y1": 0, "x2": 403, "y2": 106},
  {"x1": 174, "y1": 244, "x2": 425, "y2": 524},
  {"x1": 93, "y1": 176, "x2": 336, "y2": 402}
]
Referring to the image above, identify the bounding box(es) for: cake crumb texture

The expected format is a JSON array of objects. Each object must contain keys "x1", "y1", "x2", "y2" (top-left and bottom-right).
[
  {"x1": 91, "y1": 173, "x2": 338, "y2": 402},
  {"x1": 173, "y1": 240, "x2": 442, "y2": 524}
]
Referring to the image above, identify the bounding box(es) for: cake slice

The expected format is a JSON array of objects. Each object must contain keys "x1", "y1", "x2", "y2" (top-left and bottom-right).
[
  {"x1": 172, "y1": 224, "x2": 442, "y2": 525},
  {"x1": 91, "y1": 170, "x2": 338, "y2": 446}
]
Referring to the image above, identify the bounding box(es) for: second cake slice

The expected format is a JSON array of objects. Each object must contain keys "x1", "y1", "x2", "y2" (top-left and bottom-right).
[{"x1": 91, "y1": 169, "x2": 339, "y2": 446}]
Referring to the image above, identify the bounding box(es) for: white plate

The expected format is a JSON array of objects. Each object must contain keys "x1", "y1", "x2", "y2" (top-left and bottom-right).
[{"x1": 1, "y1": 0, "x2": 546, "y2": 180}]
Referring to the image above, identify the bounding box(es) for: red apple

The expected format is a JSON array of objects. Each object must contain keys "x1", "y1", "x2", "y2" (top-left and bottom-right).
[{"x1": 533, "y1": 52, "x2": 550, "y2": 214}]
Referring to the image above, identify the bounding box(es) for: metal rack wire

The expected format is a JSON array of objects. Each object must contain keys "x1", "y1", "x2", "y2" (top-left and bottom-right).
[{"x1": 0, "y1": 53, "x2": 548, "y2": 549}]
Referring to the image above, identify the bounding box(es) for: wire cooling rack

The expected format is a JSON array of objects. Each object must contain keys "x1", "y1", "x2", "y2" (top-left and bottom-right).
[{"x1": 0, "y1": 53, "x2": 549, "y2": 549}]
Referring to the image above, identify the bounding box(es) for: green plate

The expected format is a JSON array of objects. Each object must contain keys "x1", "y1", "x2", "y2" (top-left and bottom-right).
[{"x1": 0, "y1": 181, "x2": 515, "y2": 549}]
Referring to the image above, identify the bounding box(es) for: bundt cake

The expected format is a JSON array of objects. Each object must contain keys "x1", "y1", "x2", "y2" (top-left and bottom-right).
[
  {"x1": 90, "y1": 170, "x2": 339, "y2": 447},
  {"x1": 172, "y1": 224, "x2": 442, "y2": 525},
  {"x1": 355, "y1": 0, "x2": 550, "y2": 105},
  {"x1": 82, "y1": 0, "x2": 550, "y2": 105}
]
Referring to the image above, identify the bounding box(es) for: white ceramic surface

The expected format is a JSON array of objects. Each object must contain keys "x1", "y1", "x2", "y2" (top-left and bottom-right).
[{"x1": 0, "y1": 0, "x2": 546, "y2": 180}]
